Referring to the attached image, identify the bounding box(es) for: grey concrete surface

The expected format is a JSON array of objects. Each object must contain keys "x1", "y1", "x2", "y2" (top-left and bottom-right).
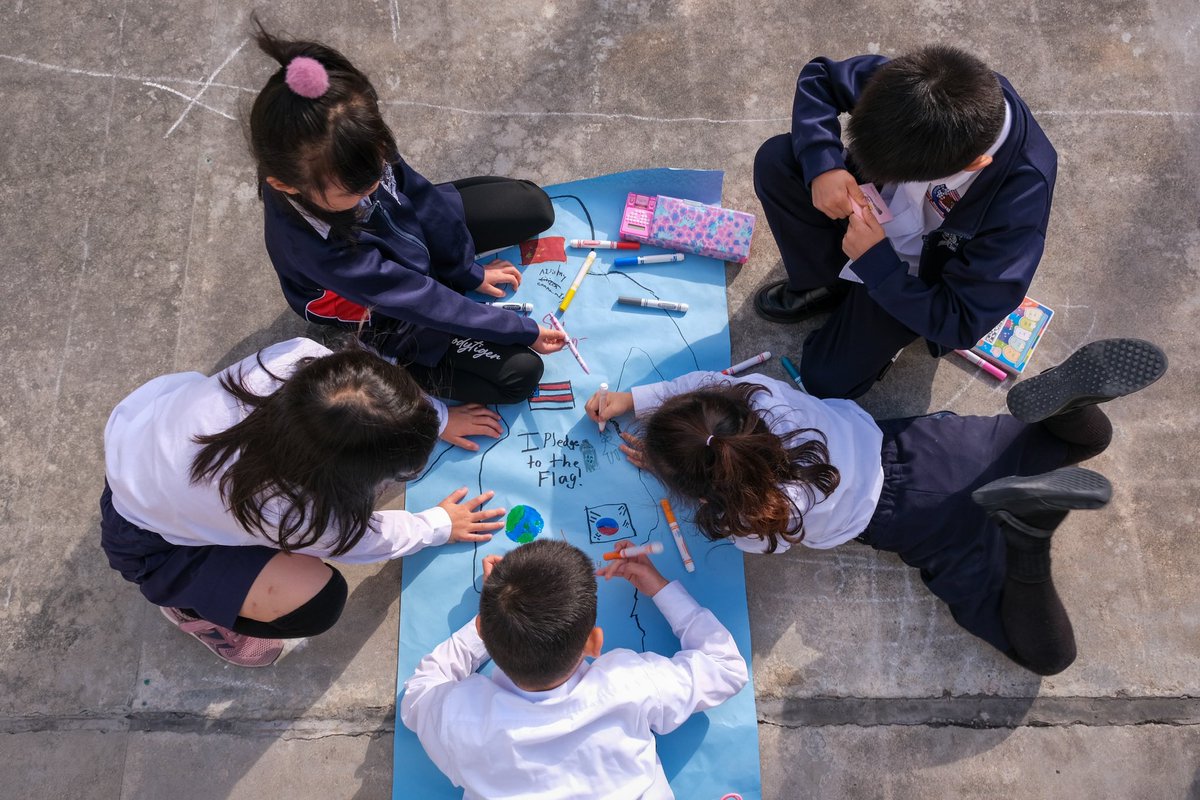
[{"x1": 1, "y1": 1, "x2": 1197, "y2": 798}]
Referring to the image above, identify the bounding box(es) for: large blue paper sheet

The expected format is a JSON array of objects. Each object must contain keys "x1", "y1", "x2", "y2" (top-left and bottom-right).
[{"x1": 394, "y1": 169, "x2": 762, "y2": 800}]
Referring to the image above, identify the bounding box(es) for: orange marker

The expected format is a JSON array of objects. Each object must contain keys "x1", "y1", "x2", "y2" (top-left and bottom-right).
[
  {"x1": 601, "y1": 542, "x2": 665, "y2": 561},
  {"x1": 660, "y1": 499, "x2": 695, "y2": 573}
]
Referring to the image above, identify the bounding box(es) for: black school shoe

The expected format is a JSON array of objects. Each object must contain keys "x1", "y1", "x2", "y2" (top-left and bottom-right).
[
  {"x1": 1006, "y1": 338, "x2": 1167, "y2": 423},
  {"x1": 753, "y1": 281, "x2": 845, "y2": 323},
  {"x1": 972, "y1": 466, "x2": 1112, "y2": 537}
]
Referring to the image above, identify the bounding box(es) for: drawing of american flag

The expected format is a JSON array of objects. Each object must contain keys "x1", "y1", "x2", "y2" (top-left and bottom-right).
[{"x1": 528, "y1": 380, "x2": 575, "y2": 410}]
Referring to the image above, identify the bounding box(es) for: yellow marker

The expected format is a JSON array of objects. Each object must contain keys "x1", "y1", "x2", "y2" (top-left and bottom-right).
[
  {"x1": 557, "y1": 250, "x2": 596, "y2": 315},
  {"x1": 660, "y1": 499, "x2": 695, "y2": 573}
]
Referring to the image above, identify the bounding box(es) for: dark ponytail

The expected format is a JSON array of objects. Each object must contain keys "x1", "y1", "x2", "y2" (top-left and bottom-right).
[
  {"x1": 190, "y1": 345, "x2": 439, "y2": 556},
  {"x1": 642, "y1": 382, "x2": 840, "y2": 553},
  {"x1": 248, "y1": 14, "x2": 399, "y2": 236}
]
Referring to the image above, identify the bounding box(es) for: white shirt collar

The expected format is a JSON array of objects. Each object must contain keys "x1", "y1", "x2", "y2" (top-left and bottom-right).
[{"x1": 491, "y1": 660, "x2": 591, "y2": 702}]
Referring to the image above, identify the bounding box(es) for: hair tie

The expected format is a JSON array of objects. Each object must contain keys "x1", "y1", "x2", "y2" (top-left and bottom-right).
[
  {"x1": 285, "y1": 56, "x2": 330, "y2": 99},
  {"x1": 705, "y1": 434, "x2": 715, "y2": 447}
]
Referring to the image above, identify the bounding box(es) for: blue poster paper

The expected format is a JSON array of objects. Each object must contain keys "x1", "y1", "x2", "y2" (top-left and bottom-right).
[{"x1": 394, "y1": 169, "x2": 762, "y2": 800}]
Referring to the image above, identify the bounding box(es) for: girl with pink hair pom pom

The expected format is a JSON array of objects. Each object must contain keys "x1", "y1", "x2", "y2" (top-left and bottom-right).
[{"x1": 248, "y1": 17, "x2": 566, "y2": 438}]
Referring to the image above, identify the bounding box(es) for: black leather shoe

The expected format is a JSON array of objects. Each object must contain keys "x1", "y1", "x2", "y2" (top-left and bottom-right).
[
  {"x1": 1006, "y1": 338, "x2": 1167, "y2": 423},
  {"x1": 753, "y1": 281, "x2": 844, "y2": 323},
  {"x1": 971, "y1": 467, "x2": 1112, "y2": 537}
]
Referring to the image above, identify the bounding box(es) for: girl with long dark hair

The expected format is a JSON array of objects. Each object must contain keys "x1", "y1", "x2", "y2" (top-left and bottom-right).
[
  {"x1": 101, "y1": 338, "x2": 506, "y2": 667},
  {"x1": 248, "y1": 18, "x2": 566, "y2": 407},
  {"x1": 586, "y1": 339, "x2": 1167, "y2": 676}
]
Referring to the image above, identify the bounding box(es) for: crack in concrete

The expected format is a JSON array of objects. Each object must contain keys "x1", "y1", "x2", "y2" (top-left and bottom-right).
[{"x1": 756, "y1": 696, "x2": 1200, "y2": 729}]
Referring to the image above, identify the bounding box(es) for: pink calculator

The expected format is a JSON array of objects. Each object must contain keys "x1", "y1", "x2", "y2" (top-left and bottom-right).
[{"x1": 619, "y1": 193, "x2": 657, "y2": 240}]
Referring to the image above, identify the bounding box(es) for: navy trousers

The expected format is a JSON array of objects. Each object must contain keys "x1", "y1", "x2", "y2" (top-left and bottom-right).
[
  {"x1": 858, "y1": 412, "x2": 1069, "y2": 657},
  {"x1": 753, "y1": 134, "x2": 919, "y2": 399}
]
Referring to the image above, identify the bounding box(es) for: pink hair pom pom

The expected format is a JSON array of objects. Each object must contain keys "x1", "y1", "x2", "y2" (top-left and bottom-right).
[{"x1": 285, "y1": 56, "x2": 329, "y2": 99}]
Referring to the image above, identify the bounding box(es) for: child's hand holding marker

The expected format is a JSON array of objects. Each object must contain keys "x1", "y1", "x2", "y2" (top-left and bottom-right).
[
  {"x1": 596, "y1": 540, "x2": 669, "y2": 597},
  {"x1": 585, "y1": 388, "x2": 633, "y2": 429},
  {"x1": 533, "y1": 326, "x2": 568, "y2": 354}
]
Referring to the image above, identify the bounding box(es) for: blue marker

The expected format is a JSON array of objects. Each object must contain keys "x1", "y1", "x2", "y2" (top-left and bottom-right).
[
  {"x1": 780, "y1": 356, "x2": 805, "y2": 392},
  {"x1": 613, "y1": 253, "x2": 685, "y2": 267}
]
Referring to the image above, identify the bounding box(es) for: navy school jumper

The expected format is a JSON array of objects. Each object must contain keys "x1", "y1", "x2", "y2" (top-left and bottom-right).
[
  {"x1": 262, "y1": 157, "x2": 540, "y2": 367},
  {"x1": 790, "y1": 55, "x2": 1058, "y2": 357}
]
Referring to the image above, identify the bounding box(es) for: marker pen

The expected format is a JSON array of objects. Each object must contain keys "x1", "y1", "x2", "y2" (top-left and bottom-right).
[
  {"x1": 558, "y1": 250, "x2": 596, "y2": 314},
  {"x1": 597, "y1": 382, "x2": 609, "y2": 433},
  {"x1": 780, "y1": 356, "x2": 805, "y2": 391},
  {"x1": 601, "y1": 542, "x2": 665, "y2": 561},
  {"x1": 954, "y1": 349, "x2": 1008, "y2": 381},
  {"x1": 489, "y1": 302, "x2": 533, "y2": 313},
  {"x1": 613, "y1": 253, "x2": 685, "y2": 267},
  {"x1": 546, "y1": 313, "x2": 590, "y2": 374},
  {"x1": 617, "y1": 296, "x2": 689, "y2": 313},
  {"x1": 722, "y1": 351, "x2": 771, "y2": 376},
  {"x1": 660, "y1": 498, "x2": 695, "y2": 573},
  {"x1": 569, "y1": 239, "x2": 639, "y2": 250}
]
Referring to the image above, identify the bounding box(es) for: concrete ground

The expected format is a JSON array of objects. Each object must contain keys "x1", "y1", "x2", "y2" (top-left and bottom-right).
[{"x1": 1, "y1": 1, "x2": 1197, "y2": 798}]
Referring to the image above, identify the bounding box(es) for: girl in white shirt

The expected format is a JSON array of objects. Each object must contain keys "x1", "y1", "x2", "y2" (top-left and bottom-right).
[
  {"x1": 585, "y1": 338, "x2": 1166, "y2": 676},
  {"x1": 102, "y1": 338, "x2": 507, "y2": 667}
]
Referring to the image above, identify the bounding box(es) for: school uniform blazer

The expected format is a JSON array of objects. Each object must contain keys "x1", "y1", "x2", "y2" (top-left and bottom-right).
[
  {"x1": 790, "y1": 55, "x2": 1058, "y2": 356},
  {"x1": 262, "y1": 156, "x2": 539, "y2": 366}
]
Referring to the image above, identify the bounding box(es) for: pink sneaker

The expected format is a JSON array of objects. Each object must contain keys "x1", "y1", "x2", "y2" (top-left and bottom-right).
[{"x1": 160, "y1": 607, "x2": 283, "y2": 668}]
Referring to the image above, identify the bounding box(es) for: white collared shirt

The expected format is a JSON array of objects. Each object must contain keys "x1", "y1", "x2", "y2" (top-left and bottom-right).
[
  {"x1": 843, "y1": 100, "x2": 1014, "y2": 281},
  {"x1": 631, "y1": 372, "x2": 884, "y2": 553},
  {"x1": 400, "y1": 581, "x2": 748, "y2": 800},
  {"x1": 104, "y1": 337, "x2": 452, "y2": 563}
]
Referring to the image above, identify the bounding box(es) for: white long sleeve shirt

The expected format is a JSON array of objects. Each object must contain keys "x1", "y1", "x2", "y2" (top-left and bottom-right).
[
  {"x1": 400, "y1": 581, "x2": 748, "y2": 800},
  {"x1": 631, "y1": 371, "x2": 884, "y2": 554},
  {"x1": 104, "y1": 337, "x2": 452, "y2": 563}
]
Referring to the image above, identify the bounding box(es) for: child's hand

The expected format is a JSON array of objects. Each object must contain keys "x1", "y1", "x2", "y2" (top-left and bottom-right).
[
  {"x1": 842, "y1": 206, "x2": 887, "y2": 261},
  {"x1": 618, "y1": 431, "x2": 648, "y2": 470},
  {"x1": 585, "y1": 390, "x2": 633, "y2": 427},
  {"x1": 532, "y1": 326, "x2": 567, "y2": 354},
  {"x1": 476, "y1": 260, "x2": 522, "y2": 297},
  {"x1": 596, "y1": 540, "x2": 669, "y2": 597},
  {"x1": 437, "y1": 487, "x2": 506, "y2": 543},
  {"x1": 811, "y1": 169, "x2": 867, "y2": 220},
  {"x1": 440, "y1": 404, "x2": 503, "y2": 451},
  {"x1": 481, "y1": 554, "x2": 503, "y2": 581}
]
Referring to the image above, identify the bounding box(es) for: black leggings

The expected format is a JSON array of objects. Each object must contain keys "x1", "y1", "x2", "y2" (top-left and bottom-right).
[
  {"x1": 999, "y1": 406, "x2": 1112, "y2": 675},
  {"x1": 402, "y1": 176, "x2": 553, "y2": 404},
  {"x1": 406, "y1": 337, "x2": 545, "y2": 405}
]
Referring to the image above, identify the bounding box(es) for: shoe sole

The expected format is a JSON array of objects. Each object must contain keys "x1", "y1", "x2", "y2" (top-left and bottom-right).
[
  {"x1": 1006, "y1": 339, "x2": 1167, "y2": 423},
  {"x1": 972, "y1": 466, "x2": 1113, "y2": 514}
]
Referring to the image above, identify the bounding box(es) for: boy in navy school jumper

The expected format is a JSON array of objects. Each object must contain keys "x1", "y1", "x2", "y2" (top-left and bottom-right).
[
  {"x1": 753, "y1": 45, "x2": 1057, "y2": 399},
  {"x1": 401, "y1": 539, "x2": 748, "y2": 799}
]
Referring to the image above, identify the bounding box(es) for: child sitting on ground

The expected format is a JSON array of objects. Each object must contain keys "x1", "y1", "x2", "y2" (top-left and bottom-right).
[
  {"x1": 248, "y1": 18, "x2": 565, "y2": 406},
  {"x1": 586, "y1": 339, "x2": 1167, "y2": 675},
  {"x1": 400, "y1": 538, "x2": 748, "y2": 799},
  {"x1": 752, "y1": 45, "x2": 1057, "y2": 399}
]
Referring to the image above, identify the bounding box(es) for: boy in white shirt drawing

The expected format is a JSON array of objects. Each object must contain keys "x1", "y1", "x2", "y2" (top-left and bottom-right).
[{"x1": 400, "y1": 538, "x2": 749, "y2": 800}]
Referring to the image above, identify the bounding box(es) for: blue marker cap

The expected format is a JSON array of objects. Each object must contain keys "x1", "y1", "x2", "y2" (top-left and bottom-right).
[{"x1": 613, "y1": 256, "x2": 637, "y2": 267}]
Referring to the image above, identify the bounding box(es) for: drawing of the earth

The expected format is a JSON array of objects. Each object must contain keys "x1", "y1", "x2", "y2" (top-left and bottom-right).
[
  {"x1": 595, "y1": 517, "x2": 620, "y2": 536},
  {"x1": 505, "y1": 505, "x2": 545, "y2": 543}
]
